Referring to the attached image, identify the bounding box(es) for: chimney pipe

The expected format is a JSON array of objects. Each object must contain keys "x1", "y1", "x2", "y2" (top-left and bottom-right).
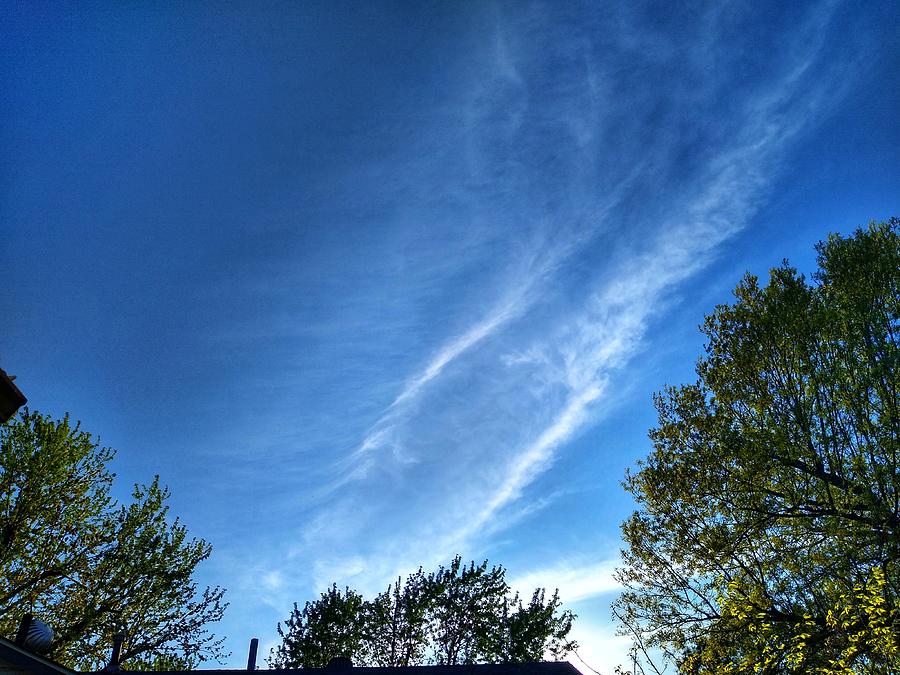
[
  {"x1": 14, "y1": 614, "x2": 33, "y2": 647},
  {"x1": 246, "y1": 638, "x2": 259, "y2": 671},
  {"x1": 106, "y1": 632, "x2": 125, "y2": 671}
]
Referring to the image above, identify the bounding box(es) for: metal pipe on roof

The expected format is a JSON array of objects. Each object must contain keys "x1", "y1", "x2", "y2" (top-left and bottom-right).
[{"x1": 246, "y1": 638, "x2": 259, "y2": 671}]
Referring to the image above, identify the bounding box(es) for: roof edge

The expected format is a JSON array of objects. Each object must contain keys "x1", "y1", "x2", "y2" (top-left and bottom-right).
[{"x1": 0, "y1": 636, "x2": 77, "y2": 675}]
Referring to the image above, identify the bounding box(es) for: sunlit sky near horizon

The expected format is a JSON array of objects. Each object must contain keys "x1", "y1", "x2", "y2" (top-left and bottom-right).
[{"x1": 2, "y1": 1, "x2": 899, "y2": 672}]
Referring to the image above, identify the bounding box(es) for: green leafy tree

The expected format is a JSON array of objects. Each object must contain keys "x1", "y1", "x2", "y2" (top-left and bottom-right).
[
  {"x1": 364, "y1": 568, "x2": 432, "y2": 666},
  {"x1": 272, "y1": 585, "x2": 366, "y2": 669},
  {"x1": 0, "y1": 410, "x2": 227, "y2": 670},
  {"x1": 428, "y1": 557, "x2": 510, "y2": 665},
  {"x1": 271, "y1": 556, "x2": 577, "y2": 668},
  {"x1": 614, "y1": 219, "x2": 900, "y2": 674},
  {"x1": 504, "y1": 589, "x2": 575, "y2": 663}
]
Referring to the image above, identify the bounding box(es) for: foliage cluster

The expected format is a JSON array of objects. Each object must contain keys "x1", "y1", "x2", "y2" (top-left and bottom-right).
[
  {"x1": 270, "y1": 556, "x2": 576, "y2": 668},
  {"x1": 615, "y1": 219, "x2": 900, "y2": 673},
  {"x1": 0, "y1": 410, "x2": 227, "y2": 670}
]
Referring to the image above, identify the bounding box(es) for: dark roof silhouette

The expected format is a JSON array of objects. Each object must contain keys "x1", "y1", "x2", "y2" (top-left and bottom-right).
[
  {"x1": 0, "y1": 637, "x2": 582, "y2": 675},
  {"x1": 131, "y1": 666, "x2": 581, "y2": 675},
  {"x1": 0, "y1": 635, "x2": 75, "y2": 675}
]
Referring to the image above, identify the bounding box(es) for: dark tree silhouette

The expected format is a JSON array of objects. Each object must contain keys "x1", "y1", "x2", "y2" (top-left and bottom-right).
[{"x1": 271, "y1": 556, "x2": 576, "y2": 668}]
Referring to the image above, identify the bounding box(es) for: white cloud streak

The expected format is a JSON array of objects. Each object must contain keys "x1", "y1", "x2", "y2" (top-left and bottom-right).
[
  {"x1": 389, "y1": 294, "x2": 526, "y2": 411},
  {"x1": 510, "y1": 559, "x2": 622, "y2": 604},
  {"x1": 432, "y1": 0, "x2": 846, "y2": 549},
  {"x1": 448, "y1": 383, "x2": 606, "y2": 548}
]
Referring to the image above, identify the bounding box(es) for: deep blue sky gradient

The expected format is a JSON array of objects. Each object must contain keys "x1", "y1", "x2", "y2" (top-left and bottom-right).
[{"x1": 3, "y1": 1, "x2": 899, "y2": 670}]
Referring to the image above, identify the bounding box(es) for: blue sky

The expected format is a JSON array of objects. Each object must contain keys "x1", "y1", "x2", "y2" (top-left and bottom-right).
[{"x1": 2, "y1": 1, "x2": 899, "y2": 671}]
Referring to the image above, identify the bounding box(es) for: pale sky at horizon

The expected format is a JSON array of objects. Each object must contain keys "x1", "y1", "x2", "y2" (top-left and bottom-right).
[{"x1": 2, "y1": 1, "x2": 899, "y2": 672}]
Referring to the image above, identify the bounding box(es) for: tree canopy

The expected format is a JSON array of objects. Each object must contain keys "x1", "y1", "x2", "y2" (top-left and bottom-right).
[
  {"x1": 0, "y1": 410, "x2": 227, "y2": 670},
  {"x1": 270, "y1": 556, "x2": 576, "y2": 668},
  {"x1": 614, "y1": 219, "x2": 900, "y2": 674}
]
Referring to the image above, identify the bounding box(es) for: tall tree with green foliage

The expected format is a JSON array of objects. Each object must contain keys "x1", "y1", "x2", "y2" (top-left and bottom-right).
[
  {"x1": 428, "y1": 558, "x2": 510, "y2": 665},
  {"x1": 270, "y1": 556, "x2": 576, "y2": 668},
  {"x1": 614, "y1": 219, "x2": 899, "y2": 674},
  {"x1": 0, "y1": 410, "x2": 227, "y2": 670},
  {"x1": 364, "y1": 567, "x2": 433, "y2": 666},
  {"x1": 505, "y1": 588, "x2": 575, "y2": 664},
  {"x1": 274, "y1": 585, "x2": 367, "y2": 669}
]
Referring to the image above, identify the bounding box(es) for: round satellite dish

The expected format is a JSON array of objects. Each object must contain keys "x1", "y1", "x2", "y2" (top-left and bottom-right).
[{"x1": 24, "y1": 618, "x2": 54, "y2": 654}]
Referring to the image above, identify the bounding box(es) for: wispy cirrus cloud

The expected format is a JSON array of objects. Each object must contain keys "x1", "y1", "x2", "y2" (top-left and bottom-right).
[
  {"x1": 302, "y1": 0, "x2": 845, "y2": 588},
  {"x1": 210, "y1": 1, "x2": 866, "y2": 664},
  {"x1": 347, "y1": 248, "x2": 554, "y2": 469},
  {"x1": 509, "y1": 559, "x2": 622, "y2": 604}
]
